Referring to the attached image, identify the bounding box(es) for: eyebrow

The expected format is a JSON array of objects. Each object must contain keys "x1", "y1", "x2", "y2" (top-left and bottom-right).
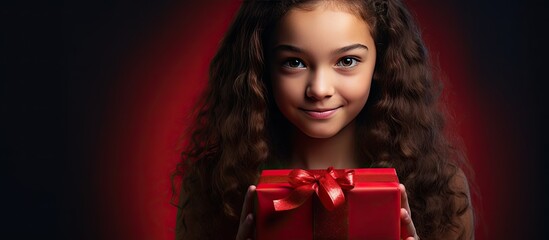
[
  {"x1": 333, "y1": 44, "x2": 369, "y2": 55},
  {"x1": 272, "y1": 43, "x2": 368, "y2": 55}
]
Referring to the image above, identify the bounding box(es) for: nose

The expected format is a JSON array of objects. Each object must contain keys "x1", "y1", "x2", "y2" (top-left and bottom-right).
[{"x1": 306, "y1": 68, "x2": 335, "y2": 100}]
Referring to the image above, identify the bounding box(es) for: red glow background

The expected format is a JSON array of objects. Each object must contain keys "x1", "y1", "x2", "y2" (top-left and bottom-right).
[{"x1": 17, "y1": 0, "x2": 538, "y2": 239}]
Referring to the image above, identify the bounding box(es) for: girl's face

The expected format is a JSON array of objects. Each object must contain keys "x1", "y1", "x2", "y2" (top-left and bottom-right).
[{"x1": 270, "y1": 4, "x2": 376, "y2": 138}]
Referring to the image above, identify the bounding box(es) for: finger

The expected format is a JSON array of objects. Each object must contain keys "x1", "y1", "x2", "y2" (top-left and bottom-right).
[
  {"x1": 236, "y1": 213, "x2": 254, "y2": 240},
  {"x1": 400, "y1": 208, "x2": 417, "y2": 239},
  {"x1": 240, "y1": 185, "x2": 256, "y2": 224},
  {"x1": 399, "y1": 184, "x2": 412, "y2": 217}
]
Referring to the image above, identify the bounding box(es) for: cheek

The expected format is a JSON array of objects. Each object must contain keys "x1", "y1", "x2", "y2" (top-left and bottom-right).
[
  {"x1": 348, "y1": 57, "x2": 375, "y2": 102},
  {"x1": 340, "y1": 74, "x2": 373, "y2": 103},
  {"x1": 272, "y1": 75, "x2": 306, "y2": 105}
]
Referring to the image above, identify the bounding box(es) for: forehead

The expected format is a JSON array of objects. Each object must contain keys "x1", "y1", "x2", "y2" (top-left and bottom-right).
[{"x1": 273, "y1": 3, "x2": 373, "y2": 49}]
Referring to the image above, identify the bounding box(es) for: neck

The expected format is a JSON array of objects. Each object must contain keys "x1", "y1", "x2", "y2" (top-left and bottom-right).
[{"x1": 289, "y1": 121, "x2": 359, "y2": 169}]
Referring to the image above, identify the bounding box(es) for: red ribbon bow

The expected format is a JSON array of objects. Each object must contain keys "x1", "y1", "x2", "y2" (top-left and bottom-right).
[{"x1": 273, "y1": 167, "x2": 355, "y2": 211}]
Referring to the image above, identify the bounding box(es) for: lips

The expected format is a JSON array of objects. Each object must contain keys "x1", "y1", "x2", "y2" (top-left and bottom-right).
[{"x1": 301, "y1": 107, "x2": 341, "y2": 119}]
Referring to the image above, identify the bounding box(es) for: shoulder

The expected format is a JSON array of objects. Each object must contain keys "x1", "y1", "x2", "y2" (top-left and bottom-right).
[
  {"x1": 450, "y1": 168, "x2": 470, "y2": 196},
  {"x1": 446, "y1": 167, "x2": 475, "y2": 239}
]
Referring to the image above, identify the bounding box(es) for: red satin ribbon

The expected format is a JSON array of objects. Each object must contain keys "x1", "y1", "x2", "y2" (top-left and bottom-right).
[{"x1": 273, "y1": 167, "x2": 355, "y2": 211}]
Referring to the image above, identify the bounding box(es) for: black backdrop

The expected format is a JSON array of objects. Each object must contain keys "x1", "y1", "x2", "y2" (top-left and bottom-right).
[{"x1": 3, "y1": 0, "x2": 547, "y2": 239}]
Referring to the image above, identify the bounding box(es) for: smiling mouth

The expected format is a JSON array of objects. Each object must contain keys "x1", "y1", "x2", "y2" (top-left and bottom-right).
[{"x1": 300, "y1": 107, "x2": 341, "y2": 119}]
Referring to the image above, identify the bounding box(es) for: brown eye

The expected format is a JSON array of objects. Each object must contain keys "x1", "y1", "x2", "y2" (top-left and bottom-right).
[
  {"x1": 336, "y1": 57, "x2": 359, "y2": 68},
  {"x1": 283, "y1": 58, "x2": 306, "y2": 68}
]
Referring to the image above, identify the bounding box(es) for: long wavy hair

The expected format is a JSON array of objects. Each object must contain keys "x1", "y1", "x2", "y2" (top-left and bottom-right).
[{"x1": 173, "y1": 0, "x2": 473, "y2": 239}]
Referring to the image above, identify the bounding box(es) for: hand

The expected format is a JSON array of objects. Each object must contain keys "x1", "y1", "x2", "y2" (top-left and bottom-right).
[
  {"x1": 236, "y1": 185, "x2": 256, "y2": 240},
  {"x1": 400, "y1": 184, "x2": 420, "y2": 240}
]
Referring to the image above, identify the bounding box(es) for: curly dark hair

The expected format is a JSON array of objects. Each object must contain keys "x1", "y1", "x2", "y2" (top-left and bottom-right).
[{"x1": 172, "y1": 0, "x2": 473, "y2": 239}]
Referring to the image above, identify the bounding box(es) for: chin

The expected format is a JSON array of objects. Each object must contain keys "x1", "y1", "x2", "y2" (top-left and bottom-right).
[{"x1": 300, "y1": 127, "x2": 339, "y2": 139}]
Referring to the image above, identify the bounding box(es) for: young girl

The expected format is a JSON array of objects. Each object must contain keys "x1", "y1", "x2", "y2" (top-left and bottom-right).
[{"x1": 173, "y1": 0, "x2": 474, "y2": 239}]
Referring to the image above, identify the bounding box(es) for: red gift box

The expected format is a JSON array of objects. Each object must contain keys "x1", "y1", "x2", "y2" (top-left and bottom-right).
[{"x1": 255, "y1": 168, "x2": 400, "y2": 240}]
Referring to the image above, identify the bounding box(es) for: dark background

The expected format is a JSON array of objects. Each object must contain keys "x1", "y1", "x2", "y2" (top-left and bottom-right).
[{"x1": 3, "y1": 0, "x2": 547, "y2": 239}]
